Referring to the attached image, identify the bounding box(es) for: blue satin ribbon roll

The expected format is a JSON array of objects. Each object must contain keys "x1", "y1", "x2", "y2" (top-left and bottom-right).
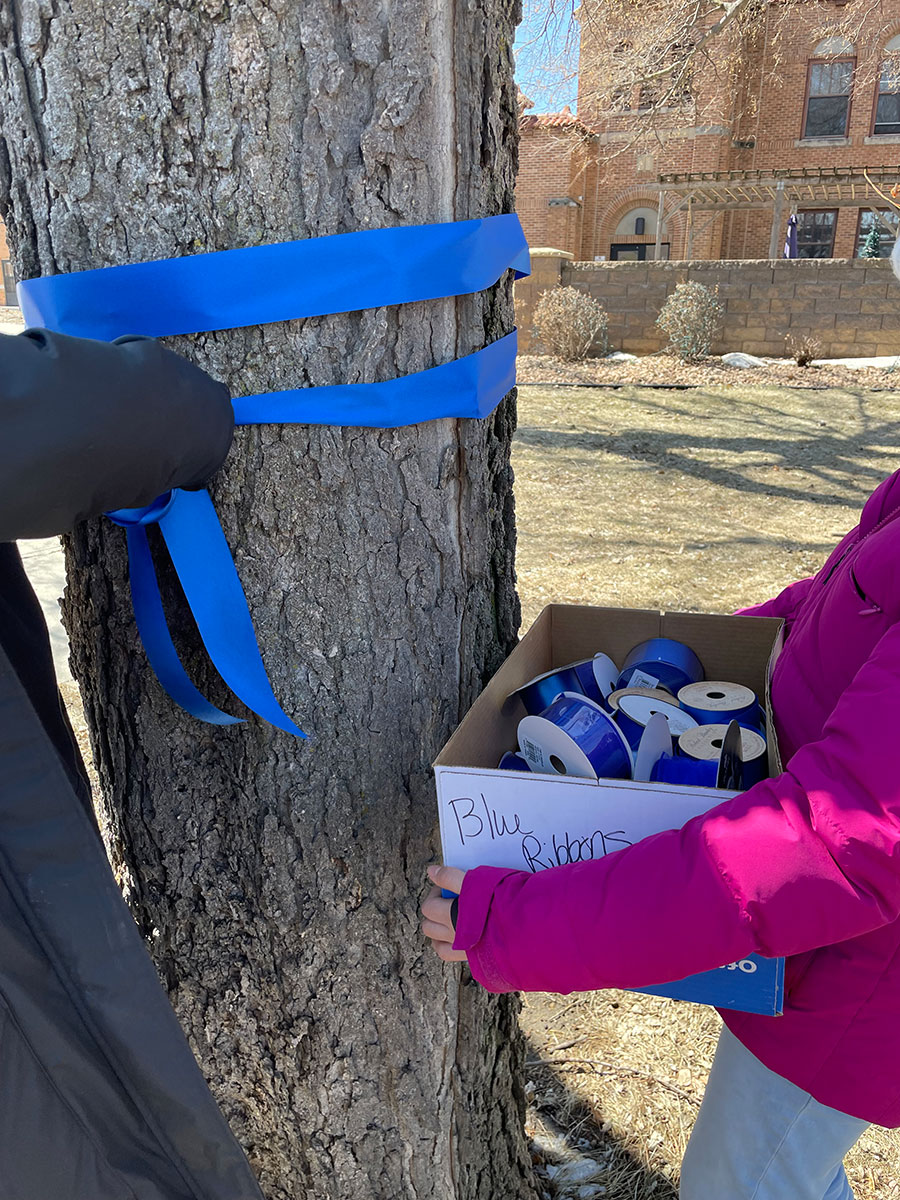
[
  {"x1": 651, "y1": 753, "x2": 719, "y2": 788},
  {"x1": 608, "y1": 686, "x2": 674, "y2": 715},
  {"x1": 677, "y1": 681, "x2": 763, "y2": 732},
  {"x1": 617, "y1": 638, "x2": 704, "y2": 696},
  {"x1": 26, "y1": 215, "x2": 532, "y2": 735},
  {"x1": 518, "y1": 693, "x2": 633, "y2": 781},
  {"x1": 615, "y1": 692, "x2": 699, "y2": 752},
  {"x1": 569, "y1": 656, "x2": 617, "y2": 710},
  {"x1": 512, "y1": 665, "x2": 587, "y2": 716},
  {"x1": 679, "y1": 724, "x2": 768, "y2": 790}
]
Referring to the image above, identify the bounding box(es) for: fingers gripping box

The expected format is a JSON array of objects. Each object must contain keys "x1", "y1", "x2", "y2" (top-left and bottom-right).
[{"x1": 433, "y1": 605, "x2": 786, "y2": 1015}]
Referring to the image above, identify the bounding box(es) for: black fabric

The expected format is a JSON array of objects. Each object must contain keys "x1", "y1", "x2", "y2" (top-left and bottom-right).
[
  {"x1": 0, "y1": 329, "x2": 234, "y2": 542},
  {"x1": 0, "y1": 330, "x2": 264, "y2": 1199},
  {"x1": 0, "y1": 647, "x2": 264, "y2": 1200},
  {"x1": 0, "y1": 543, "x2": 93, "y2": 819}
]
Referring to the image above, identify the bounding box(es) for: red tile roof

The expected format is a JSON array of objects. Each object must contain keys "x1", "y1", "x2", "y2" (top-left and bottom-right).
[{"x1": 519, "y1": 106, "x2": 596, "y2": 137}]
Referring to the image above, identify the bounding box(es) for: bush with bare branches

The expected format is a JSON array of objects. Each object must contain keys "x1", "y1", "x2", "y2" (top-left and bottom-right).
[
  {"x1": 534, "y1": 285, "x2": 610, "y2": 360},
  {"x1": 656, "y1": 281, "x2": 724, "y2": 361},
  {"x1": 785, "y1": 333, "x2": 822, "y2": 368}
]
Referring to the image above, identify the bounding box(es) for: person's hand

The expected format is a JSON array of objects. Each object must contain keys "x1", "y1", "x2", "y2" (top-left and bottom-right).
[{"x1": 422, "y1": 865, "x2": 468, "y2": 962}]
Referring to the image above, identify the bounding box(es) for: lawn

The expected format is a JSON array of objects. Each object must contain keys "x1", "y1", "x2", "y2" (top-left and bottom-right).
[{"x1": 512, "y1": 382, "x2": 900, "y2": 1200}]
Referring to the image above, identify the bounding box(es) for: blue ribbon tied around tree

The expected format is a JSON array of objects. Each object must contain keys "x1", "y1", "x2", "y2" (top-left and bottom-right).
[{"x1": 18, "y1": 215, "x2": 531, "y2": 737}]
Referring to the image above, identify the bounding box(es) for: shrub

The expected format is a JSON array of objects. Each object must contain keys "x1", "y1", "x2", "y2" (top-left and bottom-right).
[
  {"x1": 533, "y1": 286, "x2": 609, "y2": 360},
  {"x1": 656, "y1": 281, "x2": 724, "y2": 362},
  {"x1": 785, "y1": 332, "x2": 821, "y2": 367}
]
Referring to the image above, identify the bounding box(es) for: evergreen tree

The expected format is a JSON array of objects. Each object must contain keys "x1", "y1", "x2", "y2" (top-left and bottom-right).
[{"x1": 860, "y1": 224, "x2": 882, "y2": 259}]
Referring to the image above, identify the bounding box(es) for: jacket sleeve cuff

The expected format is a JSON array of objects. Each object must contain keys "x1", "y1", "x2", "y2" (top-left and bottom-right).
[{"x1": 452, "y1": 866, "x2": 522, "y2": 993}]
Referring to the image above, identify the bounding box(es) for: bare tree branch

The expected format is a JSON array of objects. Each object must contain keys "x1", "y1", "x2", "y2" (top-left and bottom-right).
[{"x1": 518, "y1": 0, "x2": 898, "y2": 157}]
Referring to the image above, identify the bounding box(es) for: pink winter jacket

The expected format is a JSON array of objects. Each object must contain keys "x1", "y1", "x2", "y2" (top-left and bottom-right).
[{"x1": 454, "y1": 468, "x2": 900, "y2": 1126}]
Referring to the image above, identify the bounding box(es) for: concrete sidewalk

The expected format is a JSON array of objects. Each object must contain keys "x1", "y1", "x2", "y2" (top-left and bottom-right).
[{"x1": 19, "y1": 538, "x2": 72, "y2": 683}]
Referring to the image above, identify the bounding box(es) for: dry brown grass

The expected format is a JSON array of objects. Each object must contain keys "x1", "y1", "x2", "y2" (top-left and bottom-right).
[{"x1": 512, "y1": 382, "x2": 900, "y2": 1200}]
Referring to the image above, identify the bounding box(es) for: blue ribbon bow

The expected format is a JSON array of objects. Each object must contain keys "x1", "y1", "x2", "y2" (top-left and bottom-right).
[{"x1": 19, "y1": 215, "x2": 531, "y2": 736}]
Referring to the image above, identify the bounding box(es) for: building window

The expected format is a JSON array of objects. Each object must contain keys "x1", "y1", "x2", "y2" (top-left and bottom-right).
[
  {"x1": 610, "y1": 243, "x2": 670, "y2": 261},
  {"x1": 873, "y1": 37, "x2": 900, "y2": 136},
  {"x1": 796, "y1": 210, "x2": 837, "y2": 258},
  {"x1": 856, "y1": 209, "x2": 900, "y2": 257},
  {"x1": 613, "y1": 206, "x2": 658, "y2": 239},
  {"x1": 803, "y1": 58, "x2": 854, "y2": 138}
]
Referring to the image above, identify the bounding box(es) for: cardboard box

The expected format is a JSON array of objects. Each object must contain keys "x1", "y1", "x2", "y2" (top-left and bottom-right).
[{"x1": 434, "y1": 604, "x2": 786, "y2": 1015}]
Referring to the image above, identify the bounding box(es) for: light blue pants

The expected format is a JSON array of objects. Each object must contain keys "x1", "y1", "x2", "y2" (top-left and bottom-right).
[{"x1": 680, "y1": 1025, "x2": 870, "y2": 1200}]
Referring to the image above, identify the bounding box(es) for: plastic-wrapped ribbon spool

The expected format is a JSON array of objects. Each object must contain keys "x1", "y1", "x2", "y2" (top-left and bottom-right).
[
  {"x1": 651, "y1": 753, "x2": 719, "y2": 789},
  {"x1": 616, "y1": 638, "x2": 704, "y2": 696},
  {"x1": 615, "y1": 692, "x2": 700, "y2": 751},
  {"x1": 679, "y1": 724, "x2": 768, "y2": 788},
  {"x1": 569, "y1": 653, "x2": 619, "y2": 710},
  {"x1": 607, "y1": 686, "x2": 675, "y2": 715},
  {"x1": 517, "y1": 692, "x2": 633, "y2": 781},
  {"x1": 497, "y1": 751, "x2": 532, "y2": 772},
  {"x1": 677, "y1": 681, "x2": 762, "y2": 731},
  {"x1": 512, "y1": 665, "x2": 586, "y2": 716}
]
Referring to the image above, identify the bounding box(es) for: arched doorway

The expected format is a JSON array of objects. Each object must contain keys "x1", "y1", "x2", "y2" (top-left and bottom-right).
[{"x1": 609, "y1": 205, "x2": 669, "y2": 260}]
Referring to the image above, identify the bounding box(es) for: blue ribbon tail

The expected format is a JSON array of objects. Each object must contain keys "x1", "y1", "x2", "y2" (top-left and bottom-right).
[
  {"x1": 231, "y1": 330, "x2": 518, "y2": 428},
  {"x1": 38, "y1": 215, "x2": 531, "y2": 735},
  {"x1": 156, "y1": 490, "x2": 306, "y2": 738},
  {"x1": 125, "y1": 524, "x2": 244, "y2": 726}
]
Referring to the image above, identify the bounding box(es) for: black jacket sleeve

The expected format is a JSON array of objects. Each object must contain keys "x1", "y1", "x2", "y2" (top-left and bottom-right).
[{"x1": 0, "y1": 329, "x2": 234, "y2": 541}]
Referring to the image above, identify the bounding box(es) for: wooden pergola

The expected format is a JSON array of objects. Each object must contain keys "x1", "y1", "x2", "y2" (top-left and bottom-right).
[{"x1": 654, "y1": 165, "x2": 900, "y2": 259}]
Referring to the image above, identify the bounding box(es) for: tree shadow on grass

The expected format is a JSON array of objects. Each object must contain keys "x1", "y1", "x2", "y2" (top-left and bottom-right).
[
  {"x1": 515, "y1": 385, "x2": 900, "y2": 510},
  {"x1": 514, "y1": 423, "x2": 900, "y2": 509},
  {"x1": 523, "y1": 1034, "x2": 683, "y2": 1200}
]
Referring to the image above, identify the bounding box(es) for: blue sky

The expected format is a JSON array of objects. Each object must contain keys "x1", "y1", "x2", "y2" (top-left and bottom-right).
[{"x1": 513, "y1": 1, "x2": 579, "y2": 113}]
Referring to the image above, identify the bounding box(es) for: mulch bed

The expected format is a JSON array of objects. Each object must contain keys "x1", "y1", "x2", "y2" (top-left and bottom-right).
[{"x1": 518, "y1": 352, "x2": 899, "y2": 391}]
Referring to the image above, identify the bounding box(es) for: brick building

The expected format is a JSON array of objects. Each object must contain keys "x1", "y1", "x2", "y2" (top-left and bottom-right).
[
  {"x1": 518, "y1": 0, "x2": 900, "y2": 261},
  {"x1": 0, "y1": 218, "x2": 15, "y2": 306}
]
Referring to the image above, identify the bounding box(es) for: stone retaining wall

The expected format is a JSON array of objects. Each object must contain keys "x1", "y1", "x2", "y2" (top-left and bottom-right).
[{"x1": 515, "y1": 251, "x2": 899, "y2": 359}]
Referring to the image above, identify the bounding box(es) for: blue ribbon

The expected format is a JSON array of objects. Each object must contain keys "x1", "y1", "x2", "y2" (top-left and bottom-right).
[
  {"x1": 120, "y1": 516, "x2": 243, "y2": 728},
  {"x1": 17, "y1": 215, "x2": 530, "y2": 340},
  {"x1": 232, "y1": 330, "x2": 517, "y2": 428},
  {"x1": 28, "y1": 216, "x2": 530, "y2": 736}
]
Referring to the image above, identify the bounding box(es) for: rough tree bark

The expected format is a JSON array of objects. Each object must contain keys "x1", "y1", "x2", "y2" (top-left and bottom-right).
[{"x1": 0, "y1": 3, "x2": 537, "y2": 1198}]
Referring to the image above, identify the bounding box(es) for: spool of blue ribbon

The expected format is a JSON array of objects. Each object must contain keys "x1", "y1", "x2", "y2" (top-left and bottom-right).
[
  {"x1": 677, "y1": 681, "x2": 763, "y2": 732},
  {"x1": 651, "y1": 753, "x2": 719, "y2": 789},
  {"x1": 615, "y1": 692, "x2": 700, "y2": 752},
  {"x1": 512, "y1": 665, "x2": 587, "y2": 716},
  {"x1": 608, "y1": 686, "x2": 674, "y2": 714},
  {"x1": 616, "y1": 638, "x2": 704, "y2": 696},
  {"x1": 570, "y1": 654, "x2": 618, "y2": 710},
  {"x1": 517, "y1": 693, "x2": 633, "y2": 781},
  {"x1": 679, "y1": 724, "x2": 768, "y2": 789},
  {"x1": 21, "y1": 215, "x2": 531, "y2": 736}
]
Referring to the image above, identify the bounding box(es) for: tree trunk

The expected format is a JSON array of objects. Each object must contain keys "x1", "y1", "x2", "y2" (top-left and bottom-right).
[{"x1": 0, "y1": 4, "x2": 537, "y2": 1198}]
